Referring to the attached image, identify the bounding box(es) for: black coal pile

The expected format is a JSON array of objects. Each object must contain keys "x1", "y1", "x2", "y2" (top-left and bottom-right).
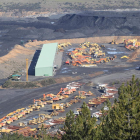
[
  {"x1": 57, "y1": 14, "x2": 126, "y2": 30},
  {"x1": 56, "y1": 13, "x2": 140, "y2": 35},
  {"x1": 54, "y1": 28, "x2": 66, "y2": 33}
]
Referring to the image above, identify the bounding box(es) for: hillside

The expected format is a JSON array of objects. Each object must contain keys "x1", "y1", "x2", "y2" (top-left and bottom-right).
[{"x1": 0, "y1": 0, "x2": 139, "y2": 17}]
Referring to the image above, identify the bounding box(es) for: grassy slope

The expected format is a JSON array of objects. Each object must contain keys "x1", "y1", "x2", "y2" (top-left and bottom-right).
[{"x1": 0, "y1": 0, "x2": 139, "y2": 13}]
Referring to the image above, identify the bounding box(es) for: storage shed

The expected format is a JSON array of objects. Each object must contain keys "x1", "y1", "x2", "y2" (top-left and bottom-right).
[{"x1": 35, "y1": 43, "x2": 58, "y2": 76}]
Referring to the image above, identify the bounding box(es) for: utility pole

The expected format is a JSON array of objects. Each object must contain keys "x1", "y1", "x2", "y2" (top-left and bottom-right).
[{"x1": 26, "y1": 58, "x2": 28, "y2": 81}]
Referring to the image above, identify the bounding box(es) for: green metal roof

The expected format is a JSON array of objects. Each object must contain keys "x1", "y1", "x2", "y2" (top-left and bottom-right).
[{"x1": 35, "y1": 43, "x2": 58, "y2": 68}]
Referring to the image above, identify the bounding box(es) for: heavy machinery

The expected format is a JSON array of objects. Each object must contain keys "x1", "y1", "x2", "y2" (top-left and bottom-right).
[
  {"x1": 18, "y1": 122, "x2": 28, "y2": 126},
  {"x1": 24, "y1": 107, "x2": 33, "y2": 114},
  {"x1": 28, "y1": 118, "x2": 38, "y2": 125},
  {"x1": 65, "y1": 59, "x2": 71, "y2": 65},
  {"x1": 46, "y1": 100, "x2": 53, "y2": 104},
  {"x1": 72, "y1": 60, "x2": 82, "y2": 66},
  {"x1": 50, "y1": 110, "x2": 59, "y2": 116},
  {"x1": 110, "y1": 39, "x2": 118, "y2": 45},
  {"x1": 95, "y1": 58, "x2": 108, "y2": 63},
  {"x1": 34, "y1": 99, "x2": 46, "y2": 107},
  {"x1": 124, "y1": 39, "x2": 140, "y2": 50},
  {"x1": 5, "y1": 116, "x2": 14, "y2": 124},
  {"x1": 75, "y1": 91, "x2": 86, "y2": 99},
  {"x1": 93, "y1": 52, "x2": 105, "y2": 58},
  {"x1": 52, "y1": 103, "x2": 64, "y2": 110},
  {"x1": 6, "y1": 112, "x2": 18, "y2": 121},
  {"x1": 64, "y1": 102, "x2": 71, "y2": 108},
  {"x1": 0, "y1": 127, "x2": 12, "y2": 133},
  {"x1": 121, "y1": 55, "x2": 129, "y2": 59},
  {"x1": 85, "y1": 91, "x2": 94, "y2": 96},
  {"x1": 39, "y1": 114, "x2": 52, "y2": 119},
  {"x1": 28, "y1": 104, "x2": 40, "y2": 111},
  {"x1": 100, "y1": 45, "x2": 105, "y2": 48}
]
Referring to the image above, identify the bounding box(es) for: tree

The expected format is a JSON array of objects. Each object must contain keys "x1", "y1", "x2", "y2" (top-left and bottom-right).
[
  {"x1": 100, "y1": 75, "x2": 140, "y2": 140},
  {"x1": 61, "y1": 110, "x2": 78, "y2": 140},
  {"x1": 0, "y1": 132, "x2": 35, "y2": 140},
  {"x1": 62, "y1": 102, "x2": 96, "y2": 140}
]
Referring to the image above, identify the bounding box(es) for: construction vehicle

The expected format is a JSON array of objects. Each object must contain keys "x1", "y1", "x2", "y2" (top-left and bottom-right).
[
  {"x1": 14, "y1": 109, "x2": 25, "y2": 119},
  {"x1": 39, "y1": 114, "x2": 52, "y2": 119},
  {"x1": 72, "y1": 60, "x2": 82, "y2": 66},
  {"x1": 74, "y1": 91, "x2": 86, "y2": 99},
  {"x1": 29, "y1": 118, "x2": 38, "y2": 125},
  {"x1": 69, "y1": 99, "x2": 80, "y2": 105},
  {"x1": 64, "y1": 102, "x2": 71, "y2": 108},
  {"x1": 124, "y1": 39, "x2": 140, "y2": 50},
  {"x1": 52, "y1": 103, "x2": 64, "y2": 110},
  {"x1": 85, "y1": 91, "x2": 94, "y2": 96},
  {"x1": 5, "y1": 116, "x2": 14, "y2": 124},
  {"x1": 43, "y1": 93, "x2": 55, "y2": 99},
  {"x1": 18, "y1": 122, "x2": 28, "y2": 126},
  {"x1": 110, "y1": 39, "x2": 118, "y2": 45},
  {"x1": 50, "y1": 110, "x2": 59, "y2": 116},
  {"x1": 100, "y1": 45, "x2": 105, "y2": 48},
  {"x1": 29, "y1": 104, "x2": 40, "y2": 111},
  {"x1": 121, "y1": 55, "x2": 129, "y2": 59},
  {"x1": 46, "y1": 100, "x2": 53, "y2": 104},
  {"x1": 65, "y1": 59, "x2": 71, "y2": 65},
  {"x1": 101, "y1": 95, "x2": 114, "y2": 99},
  {"x1": 24, "y1": 107, "x2": 33, "y2": 114},
  {"x1": 96, "y1": 83, "x2": 108, "y2": 89},
  {"x1": 95, "y1": 58, "x2": 107, "y2": 63},
  {"x1": 34, "y1": 99, "x2": 46, "y2": 107},
  {"x1": 0, "y1": 127, "x2": 12, "y2": 133},
  {"x1": 6, "y1": 112, "x2": 18, "y2": 121}
]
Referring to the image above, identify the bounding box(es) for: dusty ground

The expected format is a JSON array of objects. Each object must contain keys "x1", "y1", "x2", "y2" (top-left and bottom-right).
[
  {"x1": 0, "y1": 8, "x2": 140, "y2": 133},
  {"x1": 0, "y1": 10, "x2": 140, "y2": 80}
]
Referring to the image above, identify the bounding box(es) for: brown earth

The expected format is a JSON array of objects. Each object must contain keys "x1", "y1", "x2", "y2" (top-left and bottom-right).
[{"x1": 0, "y1": 35, "x2": 139, "y2": 79}]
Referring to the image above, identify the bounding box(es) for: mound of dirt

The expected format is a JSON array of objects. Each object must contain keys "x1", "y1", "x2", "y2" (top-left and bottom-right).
[{"x1": 0, "y1": 45, "x2": 34, "y2": 63}]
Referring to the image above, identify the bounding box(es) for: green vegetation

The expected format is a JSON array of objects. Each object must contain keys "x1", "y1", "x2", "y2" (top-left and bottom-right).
[
  {"x1": 2, "y1": 78, "x2": 56, "y2": 88},
  {"x1": 61, "y1": 75, "x2": 140, "y2": 139},
  {"x1": 62, "y1": 102, "x2": 96, "y2": 140},
  {"x1": 0, "y1": 0, "x2": 139, "y2": 13},
  {"x1": 0, "y1": 133, "x2": 35, "y2": 140},
  {"x1": 1, "y1": 75, "x2": 140, "y2": 140}
]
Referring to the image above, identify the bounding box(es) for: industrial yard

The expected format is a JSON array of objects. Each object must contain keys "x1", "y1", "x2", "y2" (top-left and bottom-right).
[
  {"x1": 0, "y1": 38, "x2": 140, "y2": 137},
  {"x1": 0, "y1": 4, "x2": 140, "y2": 138}
]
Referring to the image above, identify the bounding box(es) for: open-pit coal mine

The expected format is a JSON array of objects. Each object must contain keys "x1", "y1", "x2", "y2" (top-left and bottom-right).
[{"x1": 0, "y1": 11, "x2": 139, "y2": 57}]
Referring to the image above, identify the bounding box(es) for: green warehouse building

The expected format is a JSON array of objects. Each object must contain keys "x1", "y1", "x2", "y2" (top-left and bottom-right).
[{"x1": 35, "y1": 43, "x2": 58, "y2": 76}]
